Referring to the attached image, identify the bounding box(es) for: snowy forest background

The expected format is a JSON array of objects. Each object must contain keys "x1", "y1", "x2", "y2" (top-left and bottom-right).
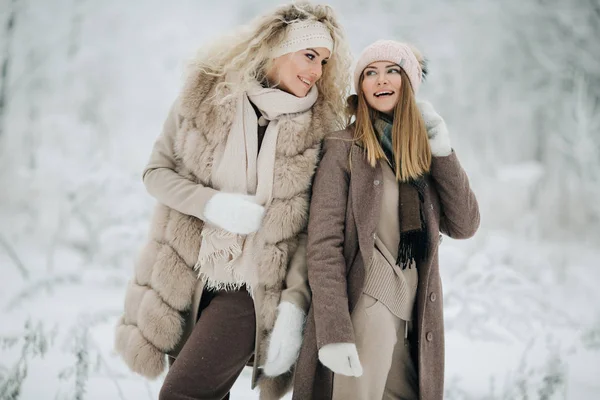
[{"x1": 1, "y1": 0, "x2": 599, "y2": 399}]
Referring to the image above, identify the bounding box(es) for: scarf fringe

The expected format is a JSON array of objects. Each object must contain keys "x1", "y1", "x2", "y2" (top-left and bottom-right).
[
  {"x1": 196, "y1": 225, "x2": 251, "y2": 292},
  {"x1": 199, "y1": 273, "x2": 249, "y2": 292},
  {"x1": 398, "y1": 230, "x2": 428, "y2": 269},
  {"x1": 195, "y1": 226, "x2": 243, "y2": 270},
  {"x1": 195, "y1": 243, "x2": 243, "y2": 271}
]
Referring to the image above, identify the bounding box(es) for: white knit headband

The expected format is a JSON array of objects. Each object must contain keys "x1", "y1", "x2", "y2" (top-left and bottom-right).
[{"x1": 271, "y1": 20, "x2": 334, "y2": 58}]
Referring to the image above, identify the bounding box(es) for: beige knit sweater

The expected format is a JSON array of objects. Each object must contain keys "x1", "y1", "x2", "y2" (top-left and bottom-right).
[{"x1": 363, "y1": 161, "x2": 418, "y2": 321}]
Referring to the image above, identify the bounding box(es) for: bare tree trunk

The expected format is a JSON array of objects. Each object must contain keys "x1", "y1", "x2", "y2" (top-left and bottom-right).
[{"x1": 0, "y1": 0, "x2": 18, "y2": 139}]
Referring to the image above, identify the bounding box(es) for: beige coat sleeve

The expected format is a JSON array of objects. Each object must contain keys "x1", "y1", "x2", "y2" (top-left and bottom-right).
[
  {"x1": 142, "y1": 101, "x2": 218, "y2": 220},
  {"x1": 280, "y1": 232, "x2": 311, "y2": 314}
]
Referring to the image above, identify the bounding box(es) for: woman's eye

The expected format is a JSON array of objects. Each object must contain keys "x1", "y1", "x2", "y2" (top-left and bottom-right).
[
  {"x1": 365, "y1": 70, "x2": 376, "y2": 76},
  {"x1": 389, "y1": 68, "x2": 401, "y2": 74},
  {"x1": 306, "y1": 53, "x2": 315, "y2": 60},
  {"x1": 321, "y1": 60, "x2": 328, "y2": 66}
]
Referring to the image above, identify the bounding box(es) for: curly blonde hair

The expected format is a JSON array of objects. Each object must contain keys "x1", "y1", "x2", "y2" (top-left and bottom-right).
[{"x1": 188, "y1": 2, "x2": 352, "y2": 130}]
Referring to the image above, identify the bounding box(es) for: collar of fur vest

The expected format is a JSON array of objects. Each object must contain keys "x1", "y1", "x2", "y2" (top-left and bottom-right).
[{"x1": 177, "y1": 61, "x2": 335, "y2": 155}]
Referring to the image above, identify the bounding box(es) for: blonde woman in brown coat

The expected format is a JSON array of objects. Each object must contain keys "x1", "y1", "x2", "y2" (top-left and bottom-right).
[
  {"x1": 293, "y1": 40, "x2": 480, "y2": 399},
  {"x1": 114, "y1": 3, "x2": 352, "y2": 400}
]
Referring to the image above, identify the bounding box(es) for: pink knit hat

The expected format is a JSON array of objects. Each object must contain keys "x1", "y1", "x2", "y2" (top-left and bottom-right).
[{"x1": 354, "y1": 40, "x2": 426, "y2": 94}]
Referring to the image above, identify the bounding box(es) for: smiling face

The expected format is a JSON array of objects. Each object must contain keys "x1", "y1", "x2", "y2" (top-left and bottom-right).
[
  {"x1": 360, "y1": 61, "x2": 403, "y2": 115},
  {"x1": 266, "y1": 47, "x2": 331, "y2": 97}
]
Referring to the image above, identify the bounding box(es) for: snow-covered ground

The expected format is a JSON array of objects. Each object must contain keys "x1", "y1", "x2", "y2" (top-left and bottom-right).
[
  {"x1": 2, "y1": 230, "x2": 599, "y2": 399},
  {"x1": 1, "y1": 0, "x2": 599, "y2": 399}
]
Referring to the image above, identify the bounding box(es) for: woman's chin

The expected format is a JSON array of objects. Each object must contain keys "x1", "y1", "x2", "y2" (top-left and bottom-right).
[{"x1": 291, "y1": 86, "x2": 309, "y2": 98}]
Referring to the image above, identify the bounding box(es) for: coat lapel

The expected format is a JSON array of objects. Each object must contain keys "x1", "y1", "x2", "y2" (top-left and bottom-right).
[{"x1": 350, "y1": 145, "x2": 383, "y2": 268}]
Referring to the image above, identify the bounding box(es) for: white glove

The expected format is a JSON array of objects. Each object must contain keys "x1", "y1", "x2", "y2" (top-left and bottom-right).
[
  {"x1": 203, "y1": 192, "x2": 265, "y2": 235},
  {"x1": 318, "y1": 343, "x2": 363, "y2": 377},
  {"x1": 417, "y1": 100, "x2": 452, "y2": 157},
  {"x1": 263, "y1": 302, "x2": 306, "y2": 377}
]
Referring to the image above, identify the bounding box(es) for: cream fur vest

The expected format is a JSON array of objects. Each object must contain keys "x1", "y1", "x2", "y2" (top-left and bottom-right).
[{"x1": 114, "y1": 68, "x2": 334, "y2": 398}]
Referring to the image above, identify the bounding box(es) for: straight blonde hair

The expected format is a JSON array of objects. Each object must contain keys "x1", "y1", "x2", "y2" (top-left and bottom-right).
[{"x1": 347, "y1": 68, "x2": 431, "y2": 181}]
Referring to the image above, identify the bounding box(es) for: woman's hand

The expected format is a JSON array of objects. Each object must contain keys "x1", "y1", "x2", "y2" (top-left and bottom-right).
[
  {"x1": 204, "y1": 192, "x2": 264, "y2": 234},
  {"x1": 417, "y1": 100, "x2": 452, "y2": 157},
  {"x1": 318, "y1": 342, "x2": 363, "y2": 377},
  {"x1": 263, "y1": 302, "x2": 306, "y2": 376}
]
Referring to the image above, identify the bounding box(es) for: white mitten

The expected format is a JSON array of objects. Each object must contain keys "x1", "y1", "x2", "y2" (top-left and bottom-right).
[
  {"x1": 318, "y1": 343, "x2": 363, "y2": 377},
  {"x1": 417, "y1": 100, "x2": 452, "y2": 157},
  {"x1": 263, "y1": 302, "x2": 306, "y2": 377},
  {"x1": 204, "y1": 192, "x2": 265, "y2": 235}
]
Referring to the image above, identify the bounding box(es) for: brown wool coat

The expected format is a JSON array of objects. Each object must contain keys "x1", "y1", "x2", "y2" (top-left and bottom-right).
[
  {"x1": 114, "y1": 64, "x2": 337, "y2": 399},
  {"x1": 293, "y1": 128, "x2": 480, "y2": 400}
]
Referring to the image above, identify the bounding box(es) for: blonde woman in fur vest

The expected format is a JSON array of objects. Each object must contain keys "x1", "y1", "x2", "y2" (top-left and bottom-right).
[
  {"x1": 113, "y1": 3, "x2": 351, "y2": 400},
  {"x1": 293, "y1": 41, "x2": 480, "y2": 400}
]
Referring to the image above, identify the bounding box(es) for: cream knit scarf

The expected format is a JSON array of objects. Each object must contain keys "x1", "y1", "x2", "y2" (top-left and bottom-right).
[{"x1": 195, "y1": 77, "x2": 318, "y2": 292}]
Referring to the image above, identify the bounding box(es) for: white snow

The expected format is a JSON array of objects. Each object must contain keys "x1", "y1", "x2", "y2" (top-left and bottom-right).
[{"x1": 1, "y1": 0, "x2": 599, "y2": 399}]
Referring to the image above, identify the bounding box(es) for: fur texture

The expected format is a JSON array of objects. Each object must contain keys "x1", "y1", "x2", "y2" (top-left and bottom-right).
[
  {"x1": 115, "y1": 63, "x2": 334, "y2": 399},
  {"x1": 263, "y1": 301, "x2": 306, "y2": 377}
]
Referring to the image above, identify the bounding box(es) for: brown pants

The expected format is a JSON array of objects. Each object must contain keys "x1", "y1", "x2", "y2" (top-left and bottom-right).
[
  {"x1": 332, "y1": 293, "x2": 419, "y2": 400},
  {"x1": 159, "y1": 288, "x2": 256, "y2": 400}
]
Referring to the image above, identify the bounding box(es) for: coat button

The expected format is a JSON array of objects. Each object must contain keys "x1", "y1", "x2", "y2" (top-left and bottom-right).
[
  {"x1": 426, "y1": 332, "x2": 434, "y2": 342},
  {"x1": 374, "y1": 180, "x2": 380, "y2": 186},
  {"x1": 439, "y1": 233, "x2": 443, "y2": 244},
  {"x1": 430, "y1": 292, "x2": 437, "y2": 302}
]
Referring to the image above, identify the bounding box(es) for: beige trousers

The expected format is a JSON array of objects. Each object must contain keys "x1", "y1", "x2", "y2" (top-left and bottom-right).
[{"x1": 332, "y1": 293, "x2": 419, "y2": 400}]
